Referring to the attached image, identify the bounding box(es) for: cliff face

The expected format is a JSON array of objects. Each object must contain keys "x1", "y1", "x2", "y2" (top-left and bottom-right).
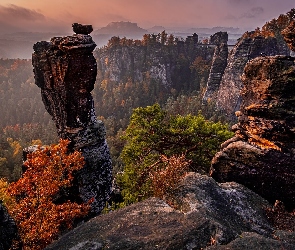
[
  {"x1": 32, "y1": 24, "x2": 112, "y2": 216},
  {"x1": 95, "y1": 36, "x2": 214, "y2": 91},
  {"x1": 207, "y1": 10, "x2": 295, "y2": 120},
  {"x1": 211, "y1": 55, "x2": 295, "y2": 209},
  {"x1": 215, "y1": 35, "x2": 290, "y2": 119},
  {"x1": 202, "y1": 32, "x2": 228, "y2": 103}
]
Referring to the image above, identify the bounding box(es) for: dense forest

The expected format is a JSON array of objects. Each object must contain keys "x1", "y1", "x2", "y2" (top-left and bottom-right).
[
  {"x1": 0, "y1": 33, "x2": 233, "y2": 247},
  {"x1": 0, "y1": 33, "x2": 228, "y2": 182}
]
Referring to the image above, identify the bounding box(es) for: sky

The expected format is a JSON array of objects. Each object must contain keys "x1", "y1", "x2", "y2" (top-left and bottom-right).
[{"x1": 0, "y1": 0, "x2": 294, "y2": 33}]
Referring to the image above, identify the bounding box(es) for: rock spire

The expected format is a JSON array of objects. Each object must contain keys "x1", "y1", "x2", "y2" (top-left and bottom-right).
[{"x1": 32, "y1": 24, "x2": 112, "y2": 215}]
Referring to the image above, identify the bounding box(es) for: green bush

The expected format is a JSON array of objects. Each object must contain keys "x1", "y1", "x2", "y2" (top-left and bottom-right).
[{"x1": 117, "y1": 104, "x2": 233, "y2": 205}]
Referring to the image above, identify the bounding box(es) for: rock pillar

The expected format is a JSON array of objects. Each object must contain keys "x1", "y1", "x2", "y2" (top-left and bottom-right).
[
  {"x1": 32, "y1": 24, "x2": 112, "y2": 215},
  {"x1": 202, "y1": 32, "x2": 228, "y2": 104}
]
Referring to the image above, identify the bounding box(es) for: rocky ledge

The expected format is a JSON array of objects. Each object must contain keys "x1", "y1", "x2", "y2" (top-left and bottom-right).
[
  {"x1": 211, "y1": 55, "x2": 295, "y2": 210},
  {"x1": 46, "y1": 173, "x2": 295, "y2": 250}
]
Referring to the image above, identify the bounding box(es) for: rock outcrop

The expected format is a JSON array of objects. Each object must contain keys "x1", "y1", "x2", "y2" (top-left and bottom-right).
[
  {"x1": 95, "y1": 34, "x2": 214, "y2": 90},
  {"x1": 0, "y1": 203, "x2": 19, "y2": 250},
  {"x1": 203, "y1": 32, "x2": 228, "y2": 103},
  {"x1": 32, "y1": 24, "x2": 112, "y2": 215},
  {"x1": 46, "y1": 173, "x2": 295, "y2": 250},
  {"x1": 210, "y1": 10, "x2": 295, "y2": 120},
  {"x1": 211, "y1": 55, "x2": 295, "y2": 209},
  {"x1": 215, "y1": 34, "x2": 290, "y2": 120}
]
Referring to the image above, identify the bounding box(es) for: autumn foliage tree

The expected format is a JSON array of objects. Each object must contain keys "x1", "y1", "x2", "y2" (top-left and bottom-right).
[
  {"x1": 5, "y1": 139, "x2": 91, "y2": 250},
  {"x1": 149, "y1": 154, "x2": 190, "y2": 199}
]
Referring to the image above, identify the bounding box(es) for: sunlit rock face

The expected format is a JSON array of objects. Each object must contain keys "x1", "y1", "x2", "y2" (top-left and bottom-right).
[
  {"x1": 32, "y1": 24, "x2": 112, "y2": 216},
  {"x1": 211, "y1": 55, "x2": 295, "y2": 210}
]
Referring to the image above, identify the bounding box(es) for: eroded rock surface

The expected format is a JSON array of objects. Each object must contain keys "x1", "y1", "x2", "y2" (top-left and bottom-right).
[
  {"x1": 32, "y1": 24, "x2": 112, "y2": 215},
  {"x1": 211, "y1": 55, "x2": 295, "y2": 209},
  {"x1": 215, "y1": 34, "x2": 290, "y2": 120},
  {"x1": 203, "y1": 32, "x2": 228, "y2": 103},
  {"x1": 46, "y1": 173, "x2": 295, "y2": 249},
  {"x1": 45, "y1": 173, "x2": 282, "y2": 250}
]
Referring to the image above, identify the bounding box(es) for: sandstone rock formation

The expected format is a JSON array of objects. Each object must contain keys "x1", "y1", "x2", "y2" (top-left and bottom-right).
[
  {"x1": 282, "y1": 20, "x2": 295, "y2": 52},
  {"x1": 32, "y1": 24, "x2": 112, "y2": 215},
  {"x1": 46, "y1": 173, "x2": 295, "y2": 250},
  {"x1": 215, "y1": 34, "x2": 290, "y2": 120},
  {"x1": 0, "y1": 203, "x2": 19, "y2": 250},
  {"x1": 95, "y1": 34, "x2": 214, "y2": 90},
  {"x1": 211, "y1": 55, "x2": 295, "y2": 209},
  {"x1": 203, "y1": 32, "x2": 228, "y2": 103}
]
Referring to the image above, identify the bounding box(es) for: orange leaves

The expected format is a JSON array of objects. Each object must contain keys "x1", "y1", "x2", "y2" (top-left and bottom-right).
[
  {"x1": 149, "y1": 154, "x2": 190, "y2": 199},
  {"x1": 6, "y1": 139, "x2": 91, "y2": 250}
]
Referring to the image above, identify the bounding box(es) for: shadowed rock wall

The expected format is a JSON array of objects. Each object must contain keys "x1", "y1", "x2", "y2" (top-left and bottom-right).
[
  {"x1": 0, "y1": 203, "x2": 19, "y2": 250},
  {"x1": 203, "y1": 32, "x2": 228, "y2": 103}
]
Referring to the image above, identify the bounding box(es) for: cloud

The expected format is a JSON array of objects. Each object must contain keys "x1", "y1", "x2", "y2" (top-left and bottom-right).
[
  {"x1": 0, "y1": 4, "x2": 45, "y2": 21},
  {"x1": 242, "y1": 7, "x2": 264, "y2": 19},
  {"x1": 0, "y1": 4, "x2": 67, "y2": 33}
]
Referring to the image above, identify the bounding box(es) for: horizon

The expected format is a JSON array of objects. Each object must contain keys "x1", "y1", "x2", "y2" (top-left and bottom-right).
[{"x1": 0, "y1": 0, "x2": 294, "y2": 34}]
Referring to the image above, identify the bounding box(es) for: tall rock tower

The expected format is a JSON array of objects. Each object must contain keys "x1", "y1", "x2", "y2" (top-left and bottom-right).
[{"x1": 32, "y1": 23, "x2": 112, "y2": 215}]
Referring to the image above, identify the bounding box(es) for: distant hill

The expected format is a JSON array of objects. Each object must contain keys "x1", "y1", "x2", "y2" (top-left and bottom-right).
[
  {"x1": 147, "y1": 26, "x2": 166, "y2": 33},
  {"x1": 94, "y1": 21, "x2": 147, "y2": 36},
  {"x1": 0, "y1": 22, "x2": 243, "y2": 58},
  {"x1": 92, "y1": 21, "x2": 148, "y2": 48}
]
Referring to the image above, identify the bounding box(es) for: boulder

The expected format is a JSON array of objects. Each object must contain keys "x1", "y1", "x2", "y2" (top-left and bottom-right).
[
  {"x1": 72, "y1": 23, "x2": 93, "y2": 35},
  {"x1": 32, "y1": 24, "x2": 112, "y2": 216},
  {"x1": 46, "y1": 173, "x2": 281, "y2": 250},
  {"x1": 208, "y1": 231, "x2": 295, "y2": 250},
  {"x1": 211, "y1": 55, "x2": 295, "y2": 209}
]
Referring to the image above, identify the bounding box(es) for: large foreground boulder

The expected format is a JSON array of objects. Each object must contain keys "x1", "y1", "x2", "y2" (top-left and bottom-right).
[
  {"x1": 45, "y1": 173, "x2": 295, "y2": 250},
  {"x1": 211, "y1": 55, "x2": 295, "y2": 209}
]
